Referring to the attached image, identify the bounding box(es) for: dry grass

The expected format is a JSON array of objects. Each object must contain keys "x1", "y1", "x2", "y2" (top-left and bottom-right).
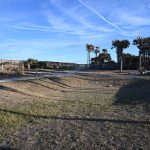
[{"x1": 0, "y1": 73, "x2": 149, "y2": 150}]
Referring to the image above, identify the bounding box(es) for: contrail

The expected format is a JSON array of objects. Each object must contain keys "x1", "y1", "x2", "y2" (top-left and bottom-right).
[{"x1": 78, "y1": 0, "x2": 125, "y2": 33}]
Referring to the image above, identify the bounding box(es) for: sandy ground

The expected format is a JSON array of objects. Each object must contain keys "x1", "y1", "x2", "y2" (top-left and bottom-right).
[{"x1": 0, "y1": 73, "x2": 149, "y2": 150}]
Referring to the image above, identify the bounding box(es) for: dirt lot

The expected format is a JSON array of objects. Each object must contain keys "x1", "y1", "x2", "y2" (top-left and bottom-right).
[{"x1": 0, "y1": 72, "x2": 150, "y2": 150}]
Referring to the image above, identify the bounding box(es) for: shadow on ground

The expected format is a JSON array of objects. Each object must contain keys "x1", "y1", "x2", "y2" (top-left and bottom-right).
[
  {"x1": 0, "y1": 147, "x2": 18, "y2": 150},
  {"x1": 114, "y1": 79, "x2": 150, "y2": 106},
  {"x1": 0, "y1": 108, "x2": 149, "y2": 125},
  {"x1": 0, "y1": 85, "x2": 43, "y2": 98}
]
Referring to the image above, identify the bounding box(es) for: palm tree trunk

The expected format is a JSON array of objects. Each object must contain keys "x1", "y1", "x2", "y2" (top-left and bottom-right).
[
  {"x1": 117, "y1": 49, "x2": 120, "y2": 63},
  {"x1": 87, "y1": 51, "x2": 90, "y2": 68},
  {"x1": 89, "y1": 52, "x2": 90, "y2": 65},
  {"x1": 87, "y1": 51, "x2": 88, "y2": 66}
]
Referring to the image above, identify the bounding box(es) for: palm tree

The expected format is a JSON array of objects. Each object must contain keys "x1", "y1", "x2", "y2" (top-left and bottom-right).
[
  {"x1": 86, "y1": 44, "x2": 94, "y2": 66},
  {"x1": 94, "y1": 46, "x2": 100, "y2": 57},
  {"x1": 112, "y1": 40, "x2": 130, "y2": 63},
  {"x1": 111, "y1": 40, "x2": 130, "y2": 72},
  {"x1": 133, "y1": 37, "x2": 143, "y2": 68}
]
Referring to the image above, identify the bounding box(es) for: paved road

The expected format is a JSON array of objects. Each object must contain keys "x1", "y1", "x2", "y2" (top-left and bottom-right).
[
  {"x1": 0, "y1": 70, "x2": 79, "y2": 83},
  {"x1": 0, "y1": 70, "x2": 147, "y2": 83}
]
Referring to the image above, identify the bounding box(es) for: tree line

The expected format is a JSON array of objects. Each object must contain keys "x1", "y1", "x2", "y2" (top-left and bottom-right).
[{"x1": 86, "y1": 37, "x2": 150, "y2": 71}]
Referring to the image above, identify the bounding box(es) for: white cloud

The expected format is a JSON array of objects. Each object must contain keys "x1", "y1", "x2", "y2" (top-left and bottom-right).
[
  {"x1": 0, "y1": 38, "x2": 82, "y2": 52},
  {"x1": 117, "y1": 13, "x2": 150, "y2": 27},
  {"x1": 77, "y1": 0, "x2": 125, "y2": 33},
  {"x1": 43, "y1": 10, "x2": 75, "y2": 31},
  {"x1": 48, "y1": 0, "x2": 114, "y2": 33}
]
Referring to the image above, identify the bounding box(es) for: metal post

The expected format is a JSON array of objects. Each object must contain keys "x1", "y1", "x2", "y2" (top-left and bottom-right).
[
  {"x1": 139, "y1": 54, "x2": 142, "y2": 68},
  {"x1": 35, "y1": 63, "x2": 38, "y2": 78},
  {"x1": 120, "y1": 59, "x2": 123, "y2": 72}
]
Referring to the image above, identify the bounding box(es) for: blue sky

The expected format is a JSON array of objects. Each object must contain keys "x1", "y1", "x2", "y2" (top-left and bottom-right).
[{"x1": 0, "y1": 0, "x2": 150, "y2": 63}]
